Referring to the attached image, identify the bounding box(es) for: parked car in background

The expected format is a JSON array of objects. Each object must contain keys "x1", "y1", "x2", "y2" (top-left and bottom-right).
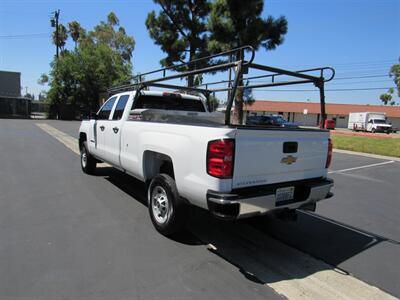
[
  {"x1": 348, "y1": 112, "x2": 392, "y2": 133},
  {"x1": 246, "y1": 115, "x2": 299, "y2": 128},
  {"x1": 324, "y1": 119, "x2": 336, "y2": 130}
]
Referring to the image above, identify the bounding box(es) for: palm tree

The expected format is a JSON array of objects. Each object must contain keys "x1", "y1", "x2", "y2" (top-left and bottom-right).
[
  {"x1": 68, "y1": 21, "x2": 82, "y2": 49},
  {"x1": 52, "y1": 24, "x2": 68, "y2": 53}
]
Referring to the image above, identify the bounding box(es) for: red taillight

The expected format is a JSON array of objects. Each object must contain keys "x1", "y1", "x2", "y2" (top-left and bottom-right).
[
  {"x1": 207, "y1": 139, "x2": 235, "y2": 178},
  {"x1": 326, "y1": 138, "x2": 333, "y2": 168}
]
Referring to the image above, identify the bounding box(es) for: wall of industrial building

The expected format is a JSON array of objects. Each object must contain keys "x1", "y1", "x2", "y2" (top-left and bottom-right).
[
  {"x1": 0, "y1": 71, "x2": 21, "y2": 97},
  {"x1": 0, "y1": 97, "x2": 31, "y2": 117}
]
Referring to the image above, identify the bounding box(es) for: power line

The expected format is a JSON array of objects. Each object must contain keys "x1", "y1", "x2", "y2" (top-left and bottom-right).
[
  {"x1": 250, "y1": 76, "x2": 391, "y2": 85},
  {"x1": 330, "y1": 60, "x2": 397, "y2": 67},
  {"x1": 334, "y1": 74, "x2": 389, "y2": 80},
  {"x1": 335, "y1": 69, "x2": 392, "y2": 76},
  {"x1": 256, "y1": 87, "x2": 394, "y2": 92},
  {"x1": 328, "y1": 79, "x2": 393, "y2": 85},
  {"x1": 247, "y1": 74, "x2": 392, "y2": 87},
  {"x1": 276, "y1": 59, "x2": 397, "y2": 70},
  {"x1": 0, "y1": 33, "x2": 49, "y2": 39},
  {"x1": 331, "y1": 62, "x2": 395, "y2": 69}
]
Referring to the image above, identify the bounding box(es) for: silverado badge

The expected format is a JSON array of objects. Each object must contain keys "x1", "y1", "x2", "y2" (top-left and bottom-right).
[{"x1": 281, "y1": 155, "x2": 297, "y2": 165}]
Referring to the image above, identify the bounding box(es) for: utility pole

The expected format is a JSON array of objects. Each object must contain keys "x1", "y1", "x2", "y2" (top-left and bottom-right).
[
  {"x1": 51, "y1": 9, "x2": 61, "y2": 118},
  {"x1": 51, "y1": 10, "x2": 60, "y2": 59}
]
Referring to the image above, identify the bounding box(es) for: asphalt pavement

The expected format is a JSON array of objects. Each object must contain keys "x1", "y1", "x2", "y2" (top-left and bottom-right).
[
  {"x1": 0, "y1": 119, "x2": 281, "y2": 299},
  {"x1": 250, "y1": 152, "x2": 400, "y2": 296},
  {"x1": 1, "y1": 119, "x2": 399, "y2": 299}
]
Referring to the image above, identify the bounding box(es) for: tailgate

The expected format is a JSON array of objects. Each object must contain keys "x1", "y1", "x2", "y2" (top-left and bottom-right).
[{"x1": 233, "y1": 128, "x2": 330, "y2": 189}]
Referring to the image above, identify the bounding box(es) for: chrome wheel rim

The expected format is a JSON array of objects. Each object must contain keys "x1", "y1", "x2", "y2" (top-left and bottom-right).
[
  {"x1": 81, "y1": 148, "x2": 87, "y2": 168},
  {"x1": 151, "y1": 186, "x2": 170, "y2": 224}
]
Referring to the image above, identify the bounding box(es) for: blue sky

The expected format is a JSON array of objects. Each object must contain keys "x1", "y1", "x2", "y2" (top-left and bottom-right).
[{"x1": 0, "y1": 0, "x2": 399, "y2": 105}]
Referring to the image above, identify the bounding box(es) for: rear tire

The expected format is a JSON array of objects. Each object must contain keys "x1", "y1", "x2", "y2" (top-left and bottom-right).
[
  {"x1": 148, "y1": 174, "x2": 187, "y2": 236},
  {"x1": 80, "y1": 141, "x2": 96, "y2": 174}
]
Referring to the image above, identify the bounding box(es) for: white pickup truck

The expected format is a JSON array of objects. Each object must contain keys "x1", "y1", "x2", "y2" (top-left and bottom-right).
[
  {"x1": 78, "y1": 47, "x2": 335, "y2": 235},
  {"x1": 79, "y1": 90, "x2": 333, "y2": 235}
]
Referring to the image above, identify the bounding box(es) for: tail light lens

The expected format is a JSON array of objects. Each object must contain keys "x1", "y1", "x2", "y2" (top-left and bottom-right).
[
  {"x1": 207, "y1": 139, "x2": 235, "y2": 178},
  {"x1": 326, "y1": 138, "x2": 333, "y2": 168}
]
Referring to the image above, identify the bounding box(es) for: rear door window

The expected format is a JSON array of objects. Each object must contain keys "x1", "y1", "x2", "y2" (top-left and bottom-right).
[{"x1": 112, "y1": 95, "x2": 130, "y2": 120}]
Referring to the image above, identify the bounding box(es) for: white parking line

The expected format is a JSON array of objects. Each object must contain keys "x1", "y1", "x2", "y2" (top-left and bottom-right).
[
  {"x1": 329, "y1": 160, "x2": 395, "y2": 174},
  {"x1": 37, "y1": 123, "x2": 80, "y2": 155},
  {"x1": 37, "y1": 123, "x2": 398, "y2": 300},
  {"x1": 334, "y1": 149, "x2": 400, "y2": 162}
]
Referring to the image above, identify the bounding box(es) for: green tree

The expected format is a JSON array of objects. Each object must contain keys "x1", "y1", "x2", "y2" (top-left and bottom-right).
[
  {"x1": 380, "y1": 61, "x2": 400, "y2": 106},
  {"x1": 380, "y1": 90, "x2": 393, "y2": 105},
  {"x1": 208, "y1": 94, "x2": 220, "y2": 111},
  {"x1": 41, "y1": 12, "x2": 135, "y2": 118},
  {"x1": 38, "y1": 92, "x2": 47, "y2": 101},
  {"x1": 389, "y1": 63, "x2": 400, "y2": 96},
  {"x1": 68, "y1": 21, "x2": 84, "y2": 48},
  {"x1": 192, "y1": 74, "x2": 219, "y2": 111},
  {"x1": 52, "y1": 24, "x2": 68, "y2": 53},
  {"x1": 243, "y1": 80, "x2": 255, "y2": 105},
  {"x1": 207, "y1": 0, "x2": 288, "y2": 124},
  {"x1": 38, "y1": 74, "x2": 49, "y2": 85},
  {"x1": 89, "y1": 12, "x2": 135, "y2": 61},
  {"x1": 24, "y1": 93, "x2": 34, "y2": 100},
  {"x1": 146, "y1": 0, "x2": 211, "y2": 87}
]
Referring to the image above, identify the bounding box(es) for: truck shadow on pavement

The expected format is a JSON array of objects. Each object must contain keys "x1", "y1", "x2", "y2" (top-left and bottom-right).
[{"x1": 95, "y1": 166, "x2": 393, "y2": 287}]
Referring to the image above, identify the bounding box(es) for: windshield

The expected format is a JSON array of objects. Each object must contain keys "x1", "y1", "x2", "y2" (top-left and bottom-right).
[{"x1": 373, "y1": 119, "x2": 387, "y2": 124}]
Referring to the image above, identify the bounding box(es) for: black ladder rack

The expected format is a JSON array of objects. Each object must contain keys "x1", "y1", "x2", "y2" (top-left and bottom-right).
[{"x1": 107, "y1": 45, "x2": 335, "y2": 127}]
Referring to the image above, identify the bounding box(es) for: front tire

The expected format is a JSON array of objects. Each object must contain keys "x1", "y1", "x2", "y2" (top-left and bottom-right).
[
  {"x1": 80, "y1": 141, "x2": 96, "y2": 174},
  {"x1": 148, "y1": 174, "x2": 187, "y2": 236}
]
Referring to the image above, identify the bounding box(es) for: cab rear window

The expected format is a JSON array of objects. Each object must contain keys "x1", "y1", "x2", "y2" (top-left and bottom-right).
[{"x1": 134, "y1": 95, "x2": 205, "y2": 112}]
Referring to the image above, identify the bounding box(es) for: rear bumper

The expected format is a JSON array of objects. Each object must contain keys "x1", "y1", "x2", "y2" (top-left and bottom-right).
[{"x1": 207, "y1": 178, "x2": 333, "y2": 220}]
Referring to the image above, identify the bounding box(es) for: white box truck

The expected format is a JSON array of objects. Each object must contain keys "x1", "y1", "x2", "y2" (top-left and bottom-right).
[{"x1": 348, "y1": 112, "x2": 392, "y2": 133}]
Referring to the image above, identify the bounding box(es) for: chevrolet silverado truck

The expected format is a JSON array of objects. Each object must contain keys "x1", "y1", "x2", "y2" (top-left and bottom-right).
[{"x1": 78, "y1": 47, "x2": 335, "y2": 235}]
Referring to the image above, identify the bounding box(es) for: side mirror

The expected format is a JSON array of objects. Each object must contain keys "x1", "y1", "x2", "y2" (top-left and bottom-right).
[{"x1": 90, "y1": 112, "x2": 98, "y2": 120}]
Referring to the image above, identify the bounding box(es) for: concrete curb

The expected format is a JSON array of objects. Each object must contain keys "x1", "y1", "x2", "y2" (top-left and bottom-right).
[{"x1": 333, "y1": 148, "x2": 400, "y2": 162}]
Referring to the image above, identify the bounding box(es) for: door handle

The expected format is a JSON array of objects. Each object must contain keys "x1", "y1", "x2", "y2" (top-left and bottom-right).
[
  {"x1": 113, "y1": 127, "x2": 119, "y2": 133},
  {"x1": 100, "y1": 126, "x2": 105, "y2": 131}
]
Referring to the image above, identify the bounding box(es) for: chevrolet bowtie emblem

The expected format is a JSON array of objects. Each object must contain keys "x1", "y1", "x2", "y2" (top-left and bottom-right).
[{"x1": 281, "y1": 155, "x2": 297, "y2": 165}]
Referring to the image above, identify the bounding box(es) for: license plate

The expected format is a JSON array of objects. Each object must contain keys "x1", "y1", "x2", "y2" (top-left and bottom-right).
[{"x1": 275, "y1": 186, "x2": 295, "y2": 203}]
